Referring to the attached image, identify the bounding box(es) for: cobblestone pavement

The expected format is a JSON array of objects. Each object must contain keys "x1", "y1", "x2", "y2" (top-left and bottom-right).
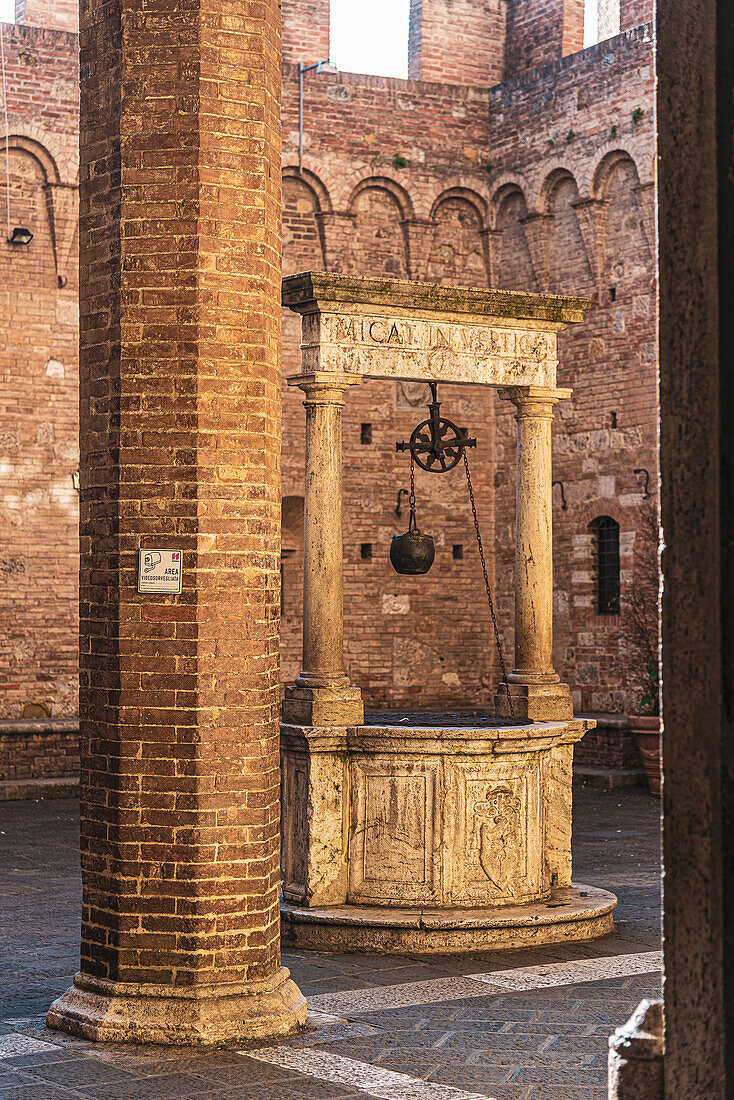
[{"x1": 0, "y1": 788, "x2": 661, "y2": 1099}]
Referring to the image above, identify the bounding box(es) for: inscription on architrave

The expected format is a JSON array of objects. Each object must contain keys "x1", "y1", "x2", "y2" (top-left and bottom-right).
[{"x1": 300, "y1": 312, "x2": 558, "y2": 387}]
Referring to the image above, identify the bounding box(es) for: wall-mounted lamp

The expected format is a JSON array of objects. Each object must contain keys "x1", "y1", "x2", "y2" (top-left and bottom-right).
[
  {"x1": 71, "y1": 470, "x2": 80, "y2": 492},
  {"x1": 634, "y1": 467, "x2": 651, "y2": 499},
  {"x1": 552, "y1": 480, "x2": 568, "y2": 510},
  {"x1": 8, "y1": 226, "x2": 33, "y2": 246},
  {"x1": 299, "y1": 58, "x2": 338, "y2": 171}
]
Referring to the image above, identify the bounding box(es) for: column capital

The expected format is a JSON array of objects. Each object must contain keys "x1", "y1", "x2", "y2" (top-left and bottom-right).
[
  {"x1": 288, "y1": 372, "x2": 362, "y2": 401},
  {"x1": 498, "y1": 385, "x2": 572, "y2": 410}
]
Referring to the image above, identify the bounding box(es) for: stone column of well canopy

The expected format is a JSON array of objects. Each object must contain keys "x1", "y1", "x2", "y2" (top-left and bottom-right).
[
  {"x1": 496, "y1": 385, "x2": 573, "y2": 722},
  {"x1": 495, "y1": 385, "x2": 578, "y2": 889},
  {"x1": 47, "y1": 0, "x2": 305, "y2": 1044},
  {"x1": 281, "y1": 374, "x2": 364, "y2": 727}
]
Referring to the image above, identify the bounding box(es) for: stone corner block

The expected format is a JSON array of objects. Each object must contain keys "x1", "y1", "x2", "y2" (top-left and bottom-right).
[
  {"x1": 282, "y1": 685, "x2": 364, "y2": 727},
  {"x1": 495, "y1": 682, "x2": 574, "y2": 721},
  {"x1": 608, "y1": 998, "x2": 664, "y2": 1099}
]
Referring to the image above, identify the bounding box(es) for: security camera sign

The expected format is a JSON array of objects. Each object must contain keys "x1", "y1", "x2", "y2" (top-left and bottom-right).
[{"x1": 137, "y1": 549, "x2": 182, "y2": 594}]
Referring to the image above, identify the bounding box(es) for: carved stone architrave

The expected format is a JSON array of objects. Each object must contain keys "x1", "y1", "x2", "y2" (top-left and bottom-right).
[
  {"x1": 519, "y1": 213, "x2": 554, "y2": 291},
  {"x1": 633, "y1": 182, "x2": 656, "y2": 257},
  {"x1": 572, "y1": 198, "x2": 610, "y2": 299},
  {"x1": 308, "y1": 311, "x2": 559, "y2": 387}
]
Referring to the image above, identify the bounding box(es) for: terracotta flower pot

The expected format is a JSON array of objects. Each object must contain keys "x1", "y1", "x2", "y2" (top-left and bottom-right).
[{"x1": 629, "y1": 714, "x2": 662, "y2": 796}]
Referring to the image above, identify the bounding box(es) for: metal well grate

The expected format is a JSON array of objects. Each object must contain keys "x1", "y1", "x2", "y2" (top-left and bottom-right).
[{"x1": 364, "y1": 711, "x2": 531, "y2": 728}]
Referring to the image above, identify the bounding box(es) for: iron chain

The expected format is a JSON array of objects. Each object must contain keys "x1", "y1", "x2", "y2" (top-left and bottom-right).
[
  {"x1": 463, "y1": 451, "x2": 514, "y2": 718},
  {"x1": 408, "y1": 452, "x2": 417, "y2": 532}
]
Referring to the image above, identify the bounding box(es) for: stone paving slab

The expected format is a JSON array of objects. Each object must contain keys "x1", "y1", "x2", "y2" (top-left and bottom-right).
[{"x1": 0, "y1": 788, "x2": 661, "y2": 1098}]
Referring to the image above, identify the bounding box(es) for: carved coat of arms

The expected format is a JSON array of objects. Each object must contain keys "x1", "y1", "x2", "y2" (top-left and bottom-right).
[{"x1": 470, "y1": 785, "x2": 522, "y2": 897}]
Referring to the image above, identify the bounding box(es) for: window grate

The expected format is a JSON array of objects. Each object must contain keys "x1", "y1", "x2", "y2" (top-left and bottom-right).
[{"x1": 590, "y1": 516, "x2": 620, "y2": 615}]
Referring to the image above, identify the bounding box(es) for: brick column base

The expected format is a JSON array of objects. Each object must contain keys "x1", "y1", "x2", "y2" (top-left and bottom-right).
[{"x1": 48, "y1": 970, "x2": 305, "y2": 1046}]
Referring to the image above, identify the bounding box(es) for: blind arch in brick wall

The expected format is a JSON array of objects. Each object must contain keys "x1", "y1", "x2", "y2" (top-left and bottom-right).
[
  {"x1": 347, "y1": 175, "x2": 416, "y2": 222},
  {"x1": 282, "y1": 164, "x2": 333, "y2": 213}
]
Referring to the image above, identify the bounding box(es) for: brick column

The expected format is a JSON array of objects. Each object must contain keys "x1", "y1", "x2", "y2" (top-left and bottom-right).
[{"x1": 46, "y1": 0, "x2": 306, "y2": 1045}]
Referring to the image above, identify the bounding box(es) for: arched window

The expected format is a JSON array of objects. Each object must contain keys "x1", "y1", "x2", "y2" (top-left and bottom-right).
[{"x1": 590, "y1": 516, "x2": 620, "y2": 614}]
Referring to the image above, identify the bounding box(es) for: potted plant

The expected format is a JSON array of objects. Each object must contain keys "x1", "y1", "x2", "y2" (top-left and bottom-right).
[
  {"x1": 625, "y1": 501, "x2": 662, "y2": 796},
  {"x1": 629, "y1": 662, "x2": 661, "y2": 796}
]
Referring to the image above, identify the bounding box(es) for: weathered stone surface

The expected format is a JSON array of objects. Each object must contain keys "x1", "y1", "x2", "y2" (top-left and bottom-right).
[
  {"x1": 280, "y1": 717, "x2": 610, "y2": 949},
  {"x1": 281, "y1": 726, "x2": 350, "y2": 907},
  {"x1": 607, "y1": 999, "x2": 663, "y2": 1098},
  {"x1": 281, "y1": 884, "x2": 616, "y2": 953},
  {"x1": 283, "y1": 272, "x2": 591, "y2": 389},
  {"x1": 47, "y1": 969, "x2": 306, "y2": 1046},
  {"x1": 495, "y1": 386, "x2": 575, "y2": 723}
]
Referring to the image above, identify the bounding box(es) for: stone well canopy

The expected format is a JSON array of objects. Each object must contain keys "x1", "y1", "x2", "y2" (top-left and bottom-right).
[
  {"x1": 282, "y1": 271, "x2": 592, "y2": 390},
  {"x1": 279, "y1": 271, "x2": 612, "y2": 953}
]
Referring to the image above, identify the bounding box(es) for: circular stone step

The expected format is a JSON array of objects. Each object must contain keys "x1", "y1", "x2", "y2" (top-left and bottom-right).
[{"x1": 281, "y1": 884, "x2": 617, "y2": 954}]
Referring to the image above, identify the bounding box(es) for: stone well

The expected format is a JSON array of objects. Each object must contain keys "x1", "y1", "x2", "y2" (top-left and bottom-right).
[{"x1": 279, "y1": 272, "x2": 616, "y2": 952}]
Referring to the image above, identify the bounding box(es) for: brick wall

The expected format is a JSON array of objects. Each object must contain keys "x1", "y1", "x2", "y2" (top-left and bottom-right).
[
  {"x1": 281, "y1": 0, "x2": 330, "y2": 65},
  {"x1": 620, "y1": 0, "x2": 653, "y2": 31},
  {"x1": 15, "y1": 0, "x2": 78, "y2": 34},
  {"x1": 408, "y1": 0, "x2": 506, "y2": 86},
  {"x1": 0, "y1": 720, "x2": 79, "y2": 780},
  {"x1": 0, "y1": 21, "x2": 79, "y2": 722},
  {"x1": 0, "y1": 1, "x2": 658, "y2": 778},
  {"x1": 505, "y1": 0, "x2": 585, "y2": 76},
  {"x1": 488, "y1": 25, "x2": 656, "y2": 714}
]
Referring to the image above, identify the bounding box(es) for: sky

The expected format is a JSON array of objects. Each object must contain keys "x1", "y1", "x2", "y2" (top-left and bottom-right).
[
  {"x1": 330, "y1": 0, "x2": 410, "y2": 78},
  {"x1": 0, "y1": 0, "x2": 599, "y2": 72}
]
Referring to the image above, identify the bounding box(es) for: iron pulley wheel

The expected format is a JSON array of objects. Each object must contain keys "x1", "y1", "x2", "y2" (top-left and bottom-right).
[{"x1": 408, "y1": 416, "x2": 472, "y2": 473}]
